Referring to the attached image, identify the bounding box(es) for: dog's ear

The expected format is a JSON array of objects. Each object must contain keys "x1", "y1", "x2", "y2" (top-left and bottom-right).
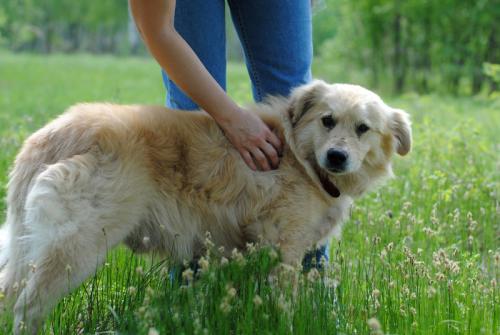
[
  {"x1": 288, "y1": 80, "x2": 329, "y2": 127},
  {"x1": 388, "y1": 108, "x2": 412, "y2": 156}
]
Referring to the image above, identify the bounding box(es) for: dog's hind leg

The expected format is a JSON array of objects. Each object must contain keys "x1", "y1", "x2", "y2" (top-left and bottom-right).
[{"x1": 12, "y1": 150, "x2": 151, "y2": 334}]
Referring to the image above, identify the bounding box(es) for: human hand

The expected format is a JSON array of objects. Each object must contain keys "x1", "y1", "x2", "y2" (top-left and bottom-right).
[{"x1": 218, "y1": 108, "x2": 282, "y2": 171}]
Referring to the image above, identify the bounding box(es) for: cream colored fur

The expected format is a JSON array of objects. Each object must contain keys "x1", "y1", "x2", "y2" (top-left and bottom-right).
[{"x1": 0, "y1": 80, "x2": 411, "y2": 334}]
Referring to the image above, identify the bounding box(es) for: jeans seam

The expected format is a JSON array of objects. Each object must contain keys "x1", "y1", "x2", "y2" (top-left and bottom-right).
[{"x1": 228, "y1": 0, "x2": 263, "y2": 101}]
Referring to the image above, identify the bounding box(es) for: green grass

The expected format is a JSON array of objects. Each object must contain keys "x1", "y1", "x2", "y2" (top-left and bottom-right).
[{"x1": 0, "y1": 53, "x2": 499, "y2": 335}]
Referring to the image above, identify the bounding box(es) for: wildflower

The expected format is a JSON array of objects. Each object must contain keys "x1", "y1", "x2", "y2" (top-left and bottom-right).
[
  {"x1": 394, "y1": 220, "x2": 401, "y2": 229},
  {"x1": 160, "y1": 266, "x2": 169, "y2": 277},
  {"x1": 65, "y1": 264, "x2": 72, "y2": 273},
  {"x1": 146, "y1": 286, "x2": 154, "y2": 296},
  {"x1": 142, "y1": 236, "x2": 150, "y2": 246},
  {"x1": 226, "y1": 285, "x2": 237, "y2": 298},
  {"x1": 324, "y1": 277, "x2": 339, "y2": 289},
  {"x1": 231, "y1": 248, "x2": 246, "y2": 265},
  {"x1": 410, "y1": 307, "x2": 417, "y2": 315},
  {"x1": 18, "y1": 321, "x2": 26, "y2": 332},
  {"x1": 367, "y1": 317, "x2": 383, "y2": 335},
  {"x1": 494, "y1": 252, "x2": 500, "y2": 266},
  {"x1": 372, "y1": 289, "x2": 381, "y2": 298},
  {"x1": 148, "y1": 327, "x2": 159, "y2": 335},
  {"x1": 307, "y1": 268, "x2": 321, "y2": 282},
  {"x1": 198, "y1": 256, "x2": 210, "y2": 273},
  {"x1": 220, "y1": 256, "x2": 229, "y2": 266},
  {"x1": 402, "y1": 285, "x2": 410, "y2": 296},
  {"x1": 128, "y1": 286, "x2": 137, "y2": 296},
  {"x1": 277, "y1": 294, "x2": 290, "y2": 313},
  {"x1": 136, "y1": 266, "x2": 144, "y2": 275},
  {"x1": 423, "y1": 227, "x2": 436, "y2": 237},
  {"x1": 380, "y1": 249, "x2": 387, "y2": 260},
  {"x1": 436, "y1": 272, "x2": 446, "y2": 281},
  {"x1": 220, "y1": 300, "x2": 232, "y2": 314},
  {"x1": 448, "y1": 261, "x2": 460, "y2": 274},
  {"x1": 320, "y1": 255, "x2": 328, "y2": 268},
  {"x1": 182, "y1": 268, "x2": 194, "y2": 282},
  {"x1": 268, "y1": 248, "x2": 279, "y2": 260},
  {"x1": 253, "y1": 294, "x2": 263, "y2": 306},
  {"x1": 246, "y1": 242, "x2": 256, "y2": 254},
  {"x1": 204, "y1": 231, "x2": 215, "y2": 250}
]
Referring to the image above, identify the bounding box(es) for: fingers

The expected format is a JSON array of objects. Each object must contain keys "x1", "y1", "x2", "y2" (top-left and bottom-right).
[
  {"x1": 260, "y1": 141, "x2": 279, "y2": 169},
  {"x1": 250, "y1": 147, "x2": 271, "y2": 171},
  {"x1": 240, "y1": 150, "x2": 257, "y2": 171},
  {"x1": 266, "y1": 130, "x2": 282, "y2": 155}
]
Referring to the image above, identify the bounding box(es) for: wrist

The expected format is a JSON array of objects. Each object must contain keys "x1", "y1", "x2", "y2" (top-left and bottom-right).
[{"x1": 211, "y1": 102, "x2": 243, "y2": 129}]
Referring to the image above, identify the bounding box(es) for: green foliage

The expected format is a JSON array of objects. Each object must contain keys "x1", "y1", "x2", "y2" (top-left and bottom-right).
[
  {"x1": 484, "y1": 63, "x2": 500, "y2": 85},
  {"x1": 0, "y1": 0, "x2": 130, "y2": 53},
  {"x1": 0, "y1": 54, "x2": 499, "y2": 334},
  {"x1": 313, "y1": 0, "x2": 499, "y2": 94}
]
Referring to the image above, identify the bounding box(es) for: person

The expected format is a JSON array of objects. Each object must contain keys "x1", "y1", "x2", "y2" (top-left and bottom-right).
[{"x1": 129, "y1": 0, "x2": 328, "y2": 267}]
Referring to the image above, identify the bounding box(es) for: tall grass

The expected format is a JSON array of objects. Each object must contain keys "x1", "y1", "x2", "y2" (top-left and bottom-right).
[{"x1": 0, "y1": 53, "x2": 498, "y2": 334}]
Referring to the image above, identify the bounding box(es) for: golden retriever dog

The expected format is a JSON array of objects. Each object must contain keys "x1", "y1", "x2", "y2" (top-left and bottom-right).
[{"x1": 0, "y1": 80, "x2": 411, "y2": 333}]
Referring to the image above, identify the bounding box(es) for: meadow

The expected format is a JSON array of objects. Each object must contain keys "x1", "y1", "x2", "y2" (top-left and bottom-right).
[{"x1": 0, "y1": 53, "x2": 499, "y2": 334}]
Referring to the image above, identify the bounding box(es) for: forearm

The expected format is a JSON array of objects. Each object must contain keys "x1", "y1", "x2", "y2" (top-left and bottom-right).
[
  {"x1": 129, "y1": 0, "x2": 239, "y2": 125},
  {"x1": 149, "y1": 30, "x2": 238, "y2": 122}
]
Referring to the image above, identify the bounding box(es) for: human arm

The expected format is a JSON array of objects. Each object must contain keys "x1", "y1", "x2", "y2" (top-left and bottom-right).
[{"x1": 129, "y1": 0, "x2": 282, "y2": 170}]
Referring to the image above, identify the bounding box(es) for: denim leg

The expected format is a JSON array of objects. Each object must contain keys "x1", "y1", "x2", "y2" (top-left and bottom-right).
[
  {"x1": 229, "y1": 0, "x2": 327, "y2": 268},
  {"x1": 228, "y1": 0, "x2": 313, "y2": 101},
  {"x1": 161, "y1": 0, "x2": 226, "y2": 110}
]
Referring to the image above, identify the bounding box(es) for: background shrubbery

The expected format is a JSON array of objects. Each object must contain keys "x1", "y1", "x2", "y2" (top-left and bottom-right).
[{"x1": 0, "y1": 0, "x2": 498, "y2": 95}]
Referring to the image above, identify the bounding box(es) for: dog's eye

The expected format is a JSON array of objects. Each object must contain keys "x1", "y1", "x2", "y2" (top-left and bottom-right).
[
  {"x1": 357, "y1": 123, "x2": 370, "y2": 135},
  {"x1": 321, "y1": 115, "x2": 336, "y2": 129}
]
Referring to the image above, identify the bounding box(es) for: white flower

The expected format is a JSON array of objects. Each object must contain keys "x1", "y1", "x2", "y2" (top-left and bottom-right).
[
  {"x1": 253, "y1": 294, "x2": 263, "y2": 306},
  {"x1": 148, "y1": 327, "x2": 159, "y2": 335}
]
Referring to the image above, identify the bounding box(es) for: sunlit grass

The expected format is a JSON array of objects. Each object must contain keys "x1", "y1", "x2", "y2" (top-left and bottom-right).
[{"x1": 0, "y1": 53, "x2": 498, "y2": 334}]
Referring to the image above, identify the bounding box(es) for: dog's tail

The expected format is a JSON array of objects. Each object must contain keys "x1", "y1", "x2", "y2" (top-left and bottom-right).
[
  {"x1": 0, "y1": 224, "x2": 8, "y2": 270},
  {"x1": 0, "y1": 148, "x2": 44, "y2": 298}
]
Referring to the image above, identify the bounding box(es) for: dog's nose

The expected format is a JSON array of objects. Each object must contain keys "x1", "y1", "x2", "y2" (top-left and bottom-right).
[{"x1": 327, "y1": 149, "x2": 348, "y2": 170}]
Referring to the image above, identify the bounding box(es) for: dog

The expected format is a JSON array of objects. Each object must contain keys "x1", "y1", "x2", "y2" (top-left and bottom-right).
[{"x1": 0, "y1": 80, "x2": 411, "y2": 333}]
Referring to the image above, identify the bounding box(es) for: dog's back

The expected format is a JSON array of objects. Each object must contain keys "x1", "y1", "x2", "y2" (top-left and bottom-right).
[{"x1": 0, "y1": 103, "x2": 283, "y2": 333}]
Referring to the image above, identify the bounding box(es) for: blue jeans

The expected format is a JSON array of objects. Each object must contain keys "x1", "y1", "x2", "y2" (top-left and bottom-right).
[{"x1": 162, "y1": 0, "x2": 328, "y2": 266}]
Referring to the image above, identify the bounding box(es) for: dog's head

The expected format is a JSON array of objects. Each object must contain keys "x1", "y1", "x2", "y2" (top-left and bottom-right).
[{"x1": 286, "y1": 80, "x2": 412, "y2": 197}]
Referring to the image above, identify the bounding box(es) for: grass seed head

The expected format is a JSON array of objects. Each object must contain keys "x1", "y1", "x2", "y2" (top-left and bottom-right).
[
  {"x1": 253, "y1": 294, "x2": 263, "y2": 306},
  {"x1": 182, "y1": 268, "x2": 194, "y2": 282},
  {"x1": 367, "y1": 317, "x2": 383, "y2": 335},
  {"x1": 148, "y1": 327, "x2": 159, "y2": 335}
]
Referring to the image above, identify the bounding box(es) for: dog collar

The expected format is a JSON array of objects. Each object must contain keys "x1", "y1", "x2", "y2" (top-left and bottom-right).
[{"x1": 312, "y1": 163, "x2": 341, "y2": 198}]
